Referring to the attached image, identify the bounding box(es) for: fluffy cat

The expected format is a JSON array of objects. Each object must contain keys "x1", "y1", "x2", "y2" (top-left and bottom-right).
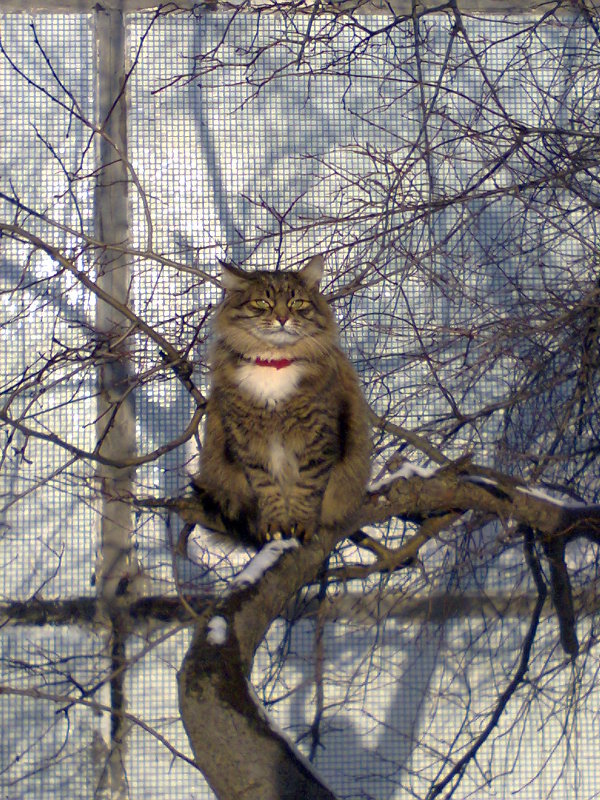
[{"x1": 191, "y1": 255, "x2": 372, "y2": 547}]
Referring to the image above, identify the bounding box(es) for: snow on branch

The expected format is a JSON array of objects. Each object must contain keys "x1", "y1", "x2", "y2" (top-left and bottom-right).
[{"x1": 230, "y1": 538, "x2": 300, "y2": 591}]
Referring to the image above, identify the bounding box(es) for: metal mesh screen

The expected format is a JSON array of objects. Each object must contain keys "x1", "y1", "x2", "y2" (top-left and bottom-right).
[
  {"x1": 1, "y1": 7, "x2": 600, "y2": 800},
  {"x1": 0, "y1": 13, "x2": 97, "y2": 601}
]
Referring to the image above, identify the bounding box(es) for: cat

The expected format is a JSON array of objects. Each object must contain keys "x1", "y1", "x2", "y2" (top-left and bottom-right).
[{"x1": 191, "y1": 255, "x2": 372, "y2": 547}]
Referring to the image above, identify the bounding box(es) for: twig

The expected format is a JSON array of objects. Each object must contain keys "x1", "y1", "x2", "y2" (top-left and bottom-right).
[
  {"x1": 425, "y1": 528, "x2": 547, "y2": 800},
  {"x1": 0, "y1": 684, "x2": 199, "y2": 770}
]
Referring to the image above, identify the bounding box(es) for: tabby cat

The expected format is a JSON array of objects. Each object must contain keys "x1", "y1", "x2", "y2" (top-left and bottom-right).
[{"x1": 192, "y1": 255, "x2": 372, "y2": 547}]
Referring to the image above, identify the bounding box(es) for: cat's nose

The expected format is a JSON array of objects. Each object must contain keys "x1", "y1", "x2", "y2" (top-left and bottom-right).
[{"x1": 276, "y1": 316, "x2": 288, "y2": 327}]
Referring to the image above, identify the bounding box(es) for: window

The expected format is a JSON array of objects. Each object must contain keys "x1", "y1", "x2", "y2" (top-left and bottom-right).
[{"x1": 2, "y1": 4, "x2": 599, "y2": 798}]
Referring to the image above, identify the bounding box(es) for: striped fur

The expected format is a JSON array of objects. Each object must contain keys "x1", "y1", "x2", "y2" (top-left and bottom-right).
[{"x1": 193, "y1": 256, "x2": 372, "y2": 547}]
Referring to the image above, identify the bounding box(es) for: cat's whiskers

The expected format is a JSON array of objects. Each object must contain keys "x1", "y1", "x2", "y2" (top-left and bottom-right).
[{"x1": 294, "y1": 330, "x2": 334, "y2": 360}]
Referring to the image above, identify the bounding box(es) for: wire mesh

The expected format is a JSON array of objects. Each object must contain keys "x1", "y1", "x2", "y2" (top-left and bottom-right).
[{"x1": 1, "y1": 7, "x2": 600, "y2": 800}]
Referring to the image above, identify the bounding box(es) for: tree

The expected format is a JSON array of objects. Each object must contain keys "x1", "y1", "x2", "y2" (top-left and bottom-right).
[{"x1": 2, "y1": 1, "x2": 600, "y2": 798}]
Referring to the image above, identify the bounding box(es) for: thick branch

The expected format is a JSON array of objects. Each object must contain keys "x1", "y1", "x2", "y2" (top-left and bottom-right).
[
  {"x1": 161, "y1": 458, "x2": 600, "y2": 558},
  {"x1": 359, "y1": 460, "x2": 600, "y2": 544},
  {"x1": 0, "y1": 596, "x2": 209, "y2": 630},
  {"x1": 179, "y1": 628, "x2": 337, "y2": 800},
  {"x1": 542, "y1": 536, "x2": 579, "y2": 656},
  {"x1": 178, "y1": 537, "x2": 340, "y2": 800}
]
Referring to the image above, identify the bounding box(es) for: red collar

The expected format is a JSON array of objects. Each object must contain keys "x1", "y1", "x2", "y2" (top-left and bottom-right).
[{"x1": 254, "y1": 357, "x2": 295, "y2": 370}]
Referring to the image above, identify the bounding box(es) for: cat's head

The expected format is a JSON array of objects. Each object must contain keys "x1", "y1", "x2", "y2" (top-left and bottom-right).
[{"x1": 214, "y1": 256, "x2": 338, "y2": 359}]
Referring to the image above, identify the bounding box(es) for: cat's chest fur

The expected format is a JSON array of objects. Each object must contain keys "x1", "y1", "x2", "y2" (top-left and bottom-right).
[
  {"x1": 234, "y1": 361, "x2": 306, "y2": 405},
  {"x1": 267, "y1": 436, "x2": 300, "y2": 485}
]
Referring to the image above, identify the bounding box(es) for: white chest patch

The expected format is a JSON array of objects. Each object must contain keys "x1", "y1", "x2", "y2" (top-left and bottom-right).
[
  {"x1": 268, "y1": 437, "x2": 299, "y2": 484},
  {"x1": 235, "y1": 362, "x2": 305, "y2": 405}
]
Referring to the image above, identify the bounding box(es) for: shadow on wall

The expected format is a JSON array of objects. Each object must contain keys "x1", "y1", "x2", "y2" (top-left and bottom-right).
[{"x1": 281, "y1": 620, "x2": 444, "y2": 799}]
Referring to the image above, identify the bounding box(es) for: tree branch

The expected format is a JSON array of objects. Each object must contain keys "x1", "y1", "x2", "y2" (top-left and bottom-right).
[{"x1": 178, "y1": 538, "x2": 340, "y2": 800}]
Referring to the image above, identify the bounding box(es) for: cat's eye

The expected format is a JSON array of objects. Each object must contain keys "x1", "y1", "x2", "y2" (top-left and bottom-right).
[
  {"x1": 251, "y1": 298, "x2": 272, "y2": 310},
  {"x1": 288, "y1": 298, "x2": 309, "y2": 310}
]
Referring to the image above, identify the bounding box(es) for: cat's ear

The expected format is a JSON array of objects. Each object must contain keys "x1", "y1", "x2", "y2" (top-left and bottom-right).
[
  {"x1": 220, "y1": 262, "x2": 250, "y2": 292},
  {"x1": 299, "y1": 255, "x2": 324, "y2": 290}
]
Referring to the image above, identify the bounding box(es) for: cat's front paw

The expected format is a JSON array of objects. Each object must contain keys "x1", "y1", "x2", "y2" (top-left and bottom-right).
[
  {"x1": 261, "y1": 521, "x2": 317, "y2": 544},
  {"x1": 263, "y1": 526, "x2": 285, "y2": 543},
  {"x1": 291, "y1": 521, "x2": 318, "y2": 543}
]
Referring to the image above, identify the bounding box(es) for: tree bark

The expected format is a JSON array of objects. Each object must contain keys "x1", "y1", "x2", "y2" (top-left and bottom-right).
[
  {"x1": 178, "y1": 535, "x2": 339, "y2": 800},
  {"x1": 175, "y1": 459, "x2": 600, "y2": 799},
  {"x1": 178, "y1": 626, "x2": 337, "y2": 799}
]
